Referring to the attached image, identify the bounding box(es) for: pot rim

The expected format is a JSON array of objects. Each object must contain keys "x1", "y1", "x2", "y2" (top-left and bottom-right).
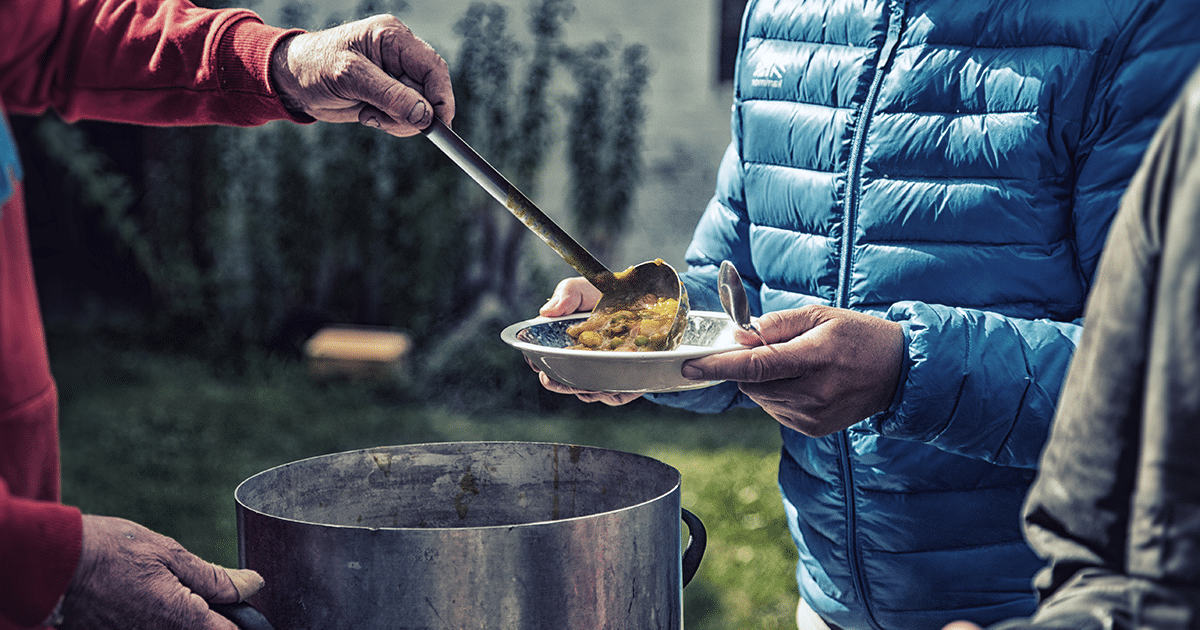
[{"x1": 233, "y1": 440, "x2": 682, "y2": 532}]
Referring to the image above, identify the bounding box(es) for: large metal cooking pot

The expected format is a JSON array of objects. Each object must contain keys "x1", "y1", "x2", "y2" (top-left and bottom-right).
[{"x1": 216, "y1": 441, "x2": 706, "y2": 629}]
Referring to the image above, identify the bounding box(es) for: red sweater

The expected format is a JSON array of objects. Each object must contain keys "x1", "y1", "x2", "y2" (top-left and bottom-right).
[{"x1": 0, "y1": 0, "x2": 301, "y2": 626}]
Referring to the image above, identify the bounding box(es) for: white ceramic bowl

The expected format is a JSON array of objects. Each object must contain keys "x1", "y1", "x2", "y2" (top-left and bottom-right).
[{"x1": 501, "y1": 311, "x2": 743, "y2": 393}]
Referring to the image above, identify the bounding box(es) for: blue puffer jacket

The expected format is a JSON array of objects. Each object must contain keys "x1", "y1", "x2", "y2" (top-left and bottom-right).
[{"x1": 647, "y1": 0, "x2": 1200, "y2": 628}]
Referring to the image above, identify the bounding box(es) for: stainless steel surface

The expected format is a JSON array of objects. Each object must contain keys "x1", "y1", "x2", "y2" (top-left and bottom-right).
[
  {"x1": 718, "y1": 260, "x2": 768, "y2": 346},
  {"x1": 423, "y1": 117, "x2": 688, "y2": 346},
  {"x1": 234, "y1": 441, "x2": 704, "y2": 629}
]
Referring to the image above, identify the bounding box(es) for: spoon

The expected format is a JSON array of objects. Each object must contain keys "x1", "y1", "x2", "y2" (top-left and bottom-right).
[
  {"x1": 422, "y1": 117, "x2": 688, "y2": 349},
  {"x1": 718, "y1": 260, "x2": 769, "y2": 347}
]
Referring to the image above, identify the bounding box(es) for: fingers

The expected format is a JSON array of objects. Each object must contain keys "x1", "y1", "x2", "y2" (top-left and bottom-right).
[
  {"x1": 357, "y1": 103, "x2": 397, "y2": 130},
  {"x1": 683, "y1": 307, "x2": 905, "y2": 436},
  {"x1": 537, "y1": 372, "x2": 642, "y2": 406},
  {"x1": 423, "y1": 64, "x2": 455, "y2": 124},
  {"x1": 160, "y1": 540, "x2": 263, "y2": 626},
  {"x1": 166, "y1": 556, "x2": 238, "y2": 605},
  {"x1": 334, "y1": 58, "x2": 433, "y2": 136},
  {"x1": 61, "y1": 516, "x2": 247, "y2": 630},
  {"x1": 375, "y1": 16, "x2": 454, "y2": 124},
  {"x1": 683, "y1": 337, "x2": 818, "y2": 384},
  {"x1": 358, "y1": 15, "x2": 452, "y2": 135},
  {"x1": 270, "y1": 15, "x2": 454, "y2": 137},
  {"x1": 680, "y1": 306, "x2": 872, "y2": 383},
  {"x1": 164, "y1": 584, "x2": 241, "y2": 630},
  {"x1": 732, "y1": 323, "x2": 766, "y2": 347},
  {"x1": 747, "y1": 395, "x2": 826, "y2": 436},
  {"x1": 540, "y1": 277, "x2": 602, "y2": 316},
  {"x1": 227, "y1": 568, "x2": 265, "y2": 602},
  {"x1": 680, "y1": 309, "x2": 827, "y2": 382},
  {"x1": 532, "y1": 276, "x2": 631, "y2": 405},
  {"x1": 156, "y1": 534, "x2": 264, "y2": 630},
  {"x1": 753, "y1": 307, "x2": 828, "y2": 344}
]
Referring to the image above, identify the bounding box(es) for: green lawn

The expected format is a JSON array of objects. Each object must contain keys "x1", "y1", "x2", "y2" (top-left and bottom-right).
[{"x1": 49, "y1": 329, "x2": 798, "y2": 629}]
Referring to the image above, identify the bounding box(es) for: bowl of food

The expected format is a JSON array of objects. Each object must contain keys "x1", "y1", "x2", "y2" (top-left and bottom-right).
[{"x1": 501, "y1": 311, "x2": 743, "y2": 393}]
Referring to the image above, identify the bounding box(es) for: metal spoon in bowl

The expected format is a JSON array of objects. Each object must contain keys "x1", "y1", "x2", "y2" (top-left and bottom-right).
[
  {"x1": 422, "y1": 117, "x2": 688, "y2": 350},
  {"x1": 718, "y1": 260, "x2": 770, "y2": 347}
]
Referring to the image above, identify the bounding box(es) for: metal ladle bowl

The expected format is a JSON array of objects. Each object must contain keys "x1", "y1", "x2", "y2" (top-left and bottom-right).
[
  {"x1": 423, "y1": 117, "x2": 688, "y2": 350},
  {"x1": 592, "y1": 258, "x2": 689, "y2": 351}
]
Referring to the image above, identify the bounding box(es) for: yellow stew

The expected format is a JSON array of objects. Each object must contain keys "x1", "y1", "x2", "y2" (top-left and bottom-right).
[{"x1": 567, "y1": 296, "x2": 681, "y2": 352}]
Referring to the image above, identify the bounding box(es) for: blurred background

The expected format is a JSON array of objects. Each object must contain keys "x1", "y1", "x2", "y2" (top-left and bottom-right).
[{"x1": 15, "y1": 0, "x2": 801, "y2": 626}]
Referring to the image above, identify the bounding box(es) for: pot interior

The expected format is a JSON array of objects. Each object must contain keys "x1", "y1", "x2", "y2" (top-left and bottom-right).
[{"x1": 235, "y1": 442, "x2": 679, "y2": 529}]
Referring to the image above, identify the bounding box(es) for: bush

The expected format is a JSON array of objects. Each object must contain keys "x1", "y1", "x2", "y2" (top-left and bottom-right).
[{"x1": 27, "y1": 0, "x2": 652, "y2": 408}]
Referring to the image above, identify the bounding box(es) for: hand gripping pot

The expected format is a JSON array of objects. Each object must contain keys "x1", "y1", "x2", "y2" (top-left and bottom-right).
[{"x1": 213, "y1": 442, "x2": 706, "y2": 629}]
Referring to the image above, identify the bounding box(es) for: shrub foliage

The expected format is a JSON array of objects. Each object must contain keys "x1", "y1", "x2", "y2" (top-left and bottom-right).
[{"x1": 24, "y1": 0, "x2": 649, "y2": 397}]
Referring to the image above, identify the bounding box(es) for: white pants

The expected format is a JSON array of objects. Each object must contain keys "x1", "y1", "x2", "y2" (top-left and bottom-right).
[{"x1": 797, "y1": 599, "x2": 835, "y2": 630}]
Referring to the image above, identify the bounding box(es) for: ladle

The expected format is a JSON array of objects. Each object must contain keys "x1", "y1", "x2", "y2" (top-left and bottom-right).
[{"x1": 423, "y1": 117, "x2": 688, "y2": 349}]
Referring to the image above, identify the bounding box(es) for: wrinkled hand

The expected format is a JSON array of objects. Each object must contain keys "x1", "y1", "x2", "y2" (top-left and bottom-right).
[
  {"x1": 58, "y1": 515, "x2": 264, "y2": 630},
  {"x1": 533, "y1": 277, "x2": 643, "y2": 406},
  {"x1": 270, "y1": 14, "x2": 455, "y2": 137},
  {"x1": 682, "y1": 306, "x2": 904, "y2": 436}
]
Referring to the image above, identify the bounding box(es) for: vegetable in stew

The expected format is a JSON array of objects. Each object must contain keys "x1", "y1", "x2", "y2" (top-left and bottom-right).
[{"x1": 566, "y1": 295, "x2": 681, "y2": 351}]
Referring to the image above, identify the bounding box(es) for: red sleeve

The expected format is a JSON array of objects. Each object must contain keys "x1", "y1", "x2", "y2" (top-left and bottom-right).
[
  {"x1": 0, "y1": 0, "x2": 308, "y2": 126},
  {"x1": 0, "y1": 192, "x2": 83, "y2": 629},
  {"x1": 0, "y1": 482, "x2": 82, "y2": 629}
]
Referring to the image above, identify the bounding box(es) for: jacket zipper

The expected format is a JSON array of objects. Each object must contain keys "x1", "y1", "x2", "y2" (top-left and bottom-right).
[
  {"x1": 837, "y1": 0, "x2": 904, "y2": 309},
  {"x1": 837, "y1": 2, "x2": 904, "y2": 629}
]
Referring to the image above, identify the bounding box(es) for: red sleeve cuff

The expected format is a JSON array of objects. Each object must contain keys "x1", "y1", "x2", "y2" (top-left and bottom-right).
[
  {"x1": 213, "y1": 17, "x2": 313, "y2": 124},
  {"x1": 0, "y1": 497, "x2": 82, "y2": 628}
]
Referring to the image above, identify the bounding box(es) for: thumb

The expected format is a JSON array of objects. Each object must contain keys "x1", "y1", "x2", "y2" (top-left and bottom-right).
[
  {"x1": 541, "y1": 277, "x2": 600, "y2": 316},
  {"x1": 348, "y1": 62, "x2": 434, "y2": 128},
  {"x1": 753, "y1": 308, "x2": 826, "y2": 344},
  {"x1": 682, "y1": 309, "x2": 828, "y2": 383},
  {"x1": 226, "y1": 568, "x2": 265, "y2": 602},
  {"x1": 168, "y1": 549, "x2": 263, "y2": 605},
  {"x1": 683, "y1": 341, "x2": 810, "y2": 383}
]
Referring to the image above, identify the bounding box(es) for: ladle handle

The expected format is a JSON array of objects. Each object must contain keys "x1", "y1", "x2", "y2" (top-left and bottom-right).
[{"x1": 422, "y1": 117, "x2": 612, "y2": 286}]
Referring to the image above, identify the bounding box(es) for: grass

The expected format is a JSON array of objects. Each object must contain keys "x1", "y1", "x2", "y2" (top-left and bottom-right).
[{"x1": 49, "y1": 328, "x2": 798, "y2": 629}]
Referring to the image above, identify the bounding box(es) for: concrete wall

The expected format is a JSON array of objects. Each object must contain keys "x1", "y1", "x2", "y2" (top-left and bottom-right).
[{"x1": 264, "y1": 0, "x2": 737, "y2": 279}]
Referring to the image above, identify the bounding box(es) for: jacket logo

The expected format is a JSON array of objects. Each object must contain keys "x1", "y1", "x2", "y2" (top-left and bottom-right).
[{"x1": 751, "y1": 61, "x2": 784, "y2": 88}]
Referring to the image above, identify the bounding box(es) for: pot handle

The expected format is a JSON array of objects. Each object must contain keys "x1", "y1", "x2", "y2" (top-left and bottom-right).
[
  {"x1": 211, "y1": 602, "x2": 275, "y2": 630},
  {"x1": 681, "y1": 508, "x2": 706, "y2": 587}
]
